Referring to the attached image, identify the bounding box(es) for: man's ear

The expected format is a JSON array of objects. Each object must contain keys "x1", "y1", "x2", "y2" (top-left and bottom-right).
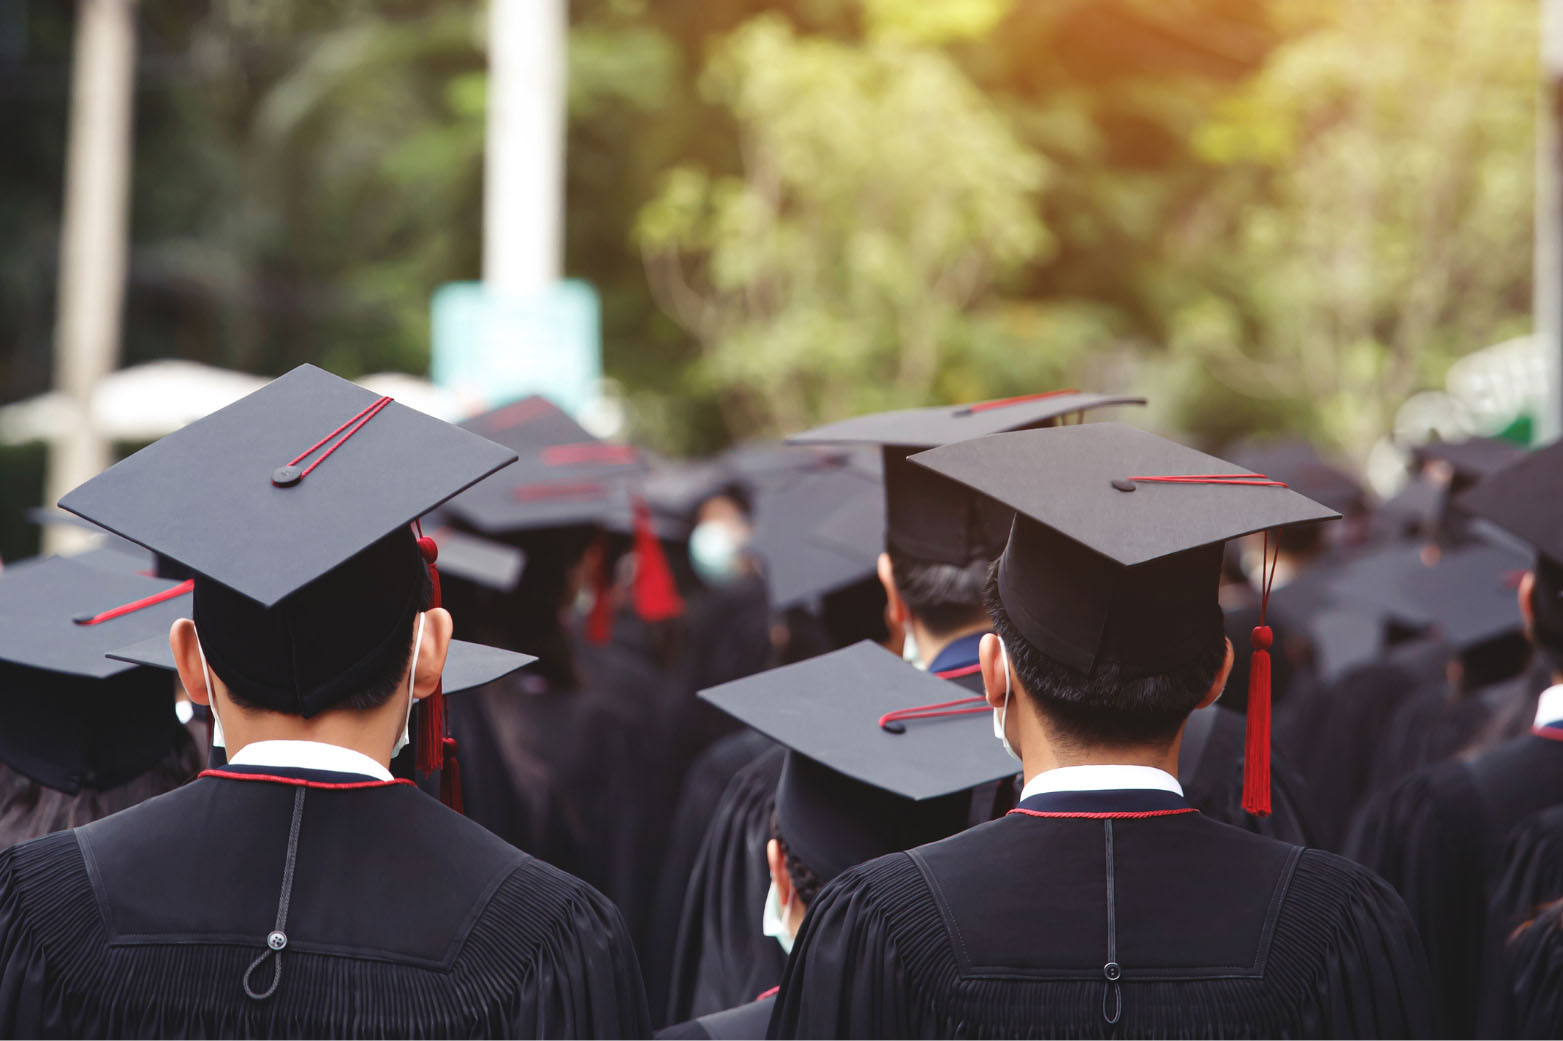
[
  {"x1": 1519, "y1": 570, "x2": 1537, "y2": 643},
  {"x1": 1196, "y1": 637, "x2": 1236, "y2": 710},
  {"x1": 766, "y1": 837, "x2": 792, "y2": 908},
  {"x1": 169, "y1": 618, "x2": 209, "y2": 706},
  {"x1": 877, "y1": 552, "x2": 906, "y2": 625},
  {"x1": 980, "y1": 632, "x2": 1008, "y2": 710},
  {"x1": 410, "y1": 608, "x2": 455, "y2": 701}
]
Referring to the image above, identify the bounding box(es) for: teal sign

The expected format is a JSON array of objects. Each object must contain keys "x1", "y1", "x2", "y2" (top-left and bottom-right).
[{"x1": 431, "y1": 280, "x2": 602, "y2": 416}]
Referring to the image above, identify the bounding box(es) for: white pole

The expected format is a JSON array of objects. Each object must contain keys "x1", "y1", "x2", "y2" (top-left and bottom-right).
[
  {"x1": 45, "y1": 0, "x2": 136, "y2": 554},
  {"x1": 484, "y1": 0, "x2": 566, "y2": 297},
  {"x1": 1537, "y1": 0, "x2": 1563, "y2": 444}
]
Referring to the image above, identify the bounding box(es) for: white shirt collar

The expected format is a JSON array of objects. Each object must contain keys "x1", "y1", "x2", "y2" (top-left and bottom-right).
[
  {"x1": 227, "y1": 740, "x2": 393, "y2": 781},
  {"x1": 1020, "y1": 764, "x2": 1184, "y2": 803},
  {"x1": 1534, "y1": 685, "x2": 1563, "y2": 730}
]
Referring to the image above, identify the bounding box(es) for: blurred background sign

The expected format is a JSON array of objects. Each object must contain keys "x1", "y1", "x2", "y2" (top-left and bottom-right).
[{"x1": 430, "y1": 280, "x2": 602, "y2": 418}]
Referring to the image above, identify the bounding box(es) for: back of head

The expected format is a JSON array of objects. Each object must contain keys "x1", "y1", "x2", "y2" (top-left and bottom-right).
[
  {"x1": 196, "y1": 526, "x2": 432, "y2": 716},
  {"x1": 984, "y1": 566, "x2": 1229, "y2": 747},
  {"x1": 887, "y1": 547, "x2": 991, "y2": 638}
]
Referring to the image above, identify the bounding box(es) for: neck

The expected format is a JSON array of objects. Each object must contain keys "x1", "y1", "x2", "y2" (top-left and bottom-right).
[
  {"x1": 213, "y1": 690, "x2": 402, "y2": 771},
  {"x1": 911, "y1": 617, "x2": 989, "y2": 668},
  {"x1": 1017, "y1": 718, "x2": 1181, "y2": 788}
]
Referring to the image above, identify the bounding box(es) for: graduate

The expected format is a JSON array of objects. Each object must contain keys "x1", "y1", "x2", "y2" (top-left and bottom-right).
[
  {"x1": 770, "y1": 422, "x2": 1436, "y2": 1039},
  {"x1": 0, "y1": 365, "x2": 649, "y2": 1038},
  {"x1": 659, "y1": 642, "x2": 1017, "y2": 1039},
  {"x1": 664, "y1": 391, "x2": 1143, "y2": 1023},
  {"x1": 0, "y1": 556, "x2": 202, "y2": 847},
  {"x1": 1349, "y1": 437, "x2": 1563, "y2": 1036}
]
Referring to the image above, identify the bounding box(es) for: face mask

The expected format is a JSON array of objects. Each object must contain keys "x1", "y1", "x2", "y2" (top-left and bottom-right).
[
  {"x1": 391, "y1": 613, "x2": 426, "y2": 759},
  {"x1": 901, "y1": 626, "x2": 925, "y2": 671},
  {"x1": 689, "y1": 519, "x2": 745, "y2": 587},
  {"x1": 762, "y1": 879, "x2": 796, "y2": 956},
  {"x1": 993, "y1": 637, "x2": 1020, "y2": 762}
]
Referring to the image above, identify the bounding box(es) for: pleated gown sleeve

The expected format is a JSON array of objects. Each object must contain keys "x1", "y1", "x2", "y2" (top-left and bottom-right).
[
  {"x1": 1343, "y1": 764, "x2": 1488, "y2": 1035},
  {"x1": 1487, "y1": 903, "x2": 1563, "y2": 1039}
]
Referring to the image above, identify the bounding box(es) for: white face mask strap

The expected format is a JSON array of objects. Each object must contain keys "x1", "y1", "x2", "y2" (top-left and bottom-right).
[
  {"x1": 397, "y1": 613, "x2": 426, "y2": 750},
  {"x1": 999, "y1": 636, "x2": 1011, "y2": 719},
  {"x1": 196, "y1": 634, "x2": 225, "y2": 749}
]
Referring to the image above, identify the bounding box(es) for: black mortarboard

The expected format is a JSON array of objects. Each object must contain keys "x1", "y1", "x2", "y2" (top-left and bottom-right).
[
  {"x1": 107, "y1": 635, "x2": 534, "y2": 696},
  {"x1": 422, "y1": 526, "x2": 527, "y2": 593},
  {"x1": 57, "y1": 364, "x2": 518, "y2": 723},
  {"x1": 445, "y1": 397, "x2": 650, "y2": 537},
  {"x1": 1322, "y1": 541, "x2": 1528, "y2": 653},
  {"x1": 1457, "y1": 437, "x2": 1563, "y2": 566},
  {"x1": 745, "y1": 449, "x2": 884, "y2": 609},
  {"x1": 699, "y1": 640, "x2": 1014, "y2": 880},
  {"x1": 912, "y1": 422, "x2": 1338, "y2": 815},
  {"x1": 790, "y1": 391, "x2": 1145, "y2": 565},
  {"x1": 0, "y1": 556, "x2": 192, "y2": 793}
]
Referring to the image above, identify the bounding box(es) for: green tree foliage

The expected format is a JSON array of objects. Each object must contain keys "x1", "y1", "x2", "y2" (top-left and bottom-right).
[
  {"x1": 1160, "y1": 0, "x2": 1536, "y2": 455},
  {"x1": 635, "y1": 13, "x2": 1050, "y2": 439}
]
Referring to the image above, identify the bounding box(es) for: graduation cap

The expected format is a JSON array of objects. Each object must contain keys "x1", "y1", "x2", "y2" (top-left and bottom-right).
[
  {"x1": 1322, "y1": 541, "x2": 1527, "y2": 654},
  {"x1": 0, "y1": 555, "x2": 194, "y2": 793},
  {"x1": 745, "y1": 449, "x2": 885, "y2": 609},
  {"x1": 56, "y1": 364, "x2": 521, "y2": 803},
  {"x1": 911, "y1": 422, "x2": 1339, "y2": 815},
  {"x1": 699, "y1": 640, "x2": 1016, "y2": 881},
  {"x1": 1457, "y1": 437, "x2": 1563, "y2": 567},
  {"x1": 1412, "y1": 436, "x2": 1526, "y2": 546},
  {"x1": 107, "y1": 634, "x2": 533, "y2": 698},
  {"x1": 790, "y1": 391, "x2": 1145, "y2": 566}
]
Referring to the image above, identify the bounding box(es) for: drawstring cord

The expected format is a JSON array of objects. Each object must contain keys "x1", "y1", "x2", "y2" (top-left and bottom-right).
[
  {"x1": 72, "y1": 579, "x2": 193, "y2": 625},
  {"x1": 243, "y1": 786, "x2": 306, "y2": 1001},
  {"x1": 271, "y1": 396, "x2": 393, "y2": 487}
]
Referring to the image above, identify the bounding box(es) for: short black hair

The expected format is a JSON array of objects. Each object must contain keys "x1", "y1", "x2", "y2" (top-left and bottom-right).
[
  {"x1": 771, "y1": 814, "x2": 827, "y2": 907},
  {"x1": 984, "y1": 566, "x2": 1227, "y2": 746},
  {"x1": 887, "y1": 546, "x2": 991, "y2": 637},
  {"x1": 226, "y1": 561, "x2": 433, "y2": 714}
]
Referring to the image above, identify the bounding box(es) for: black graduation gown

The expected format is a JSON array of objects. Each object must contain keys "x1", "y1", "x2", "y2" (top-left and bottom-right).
[
  {"x1": 649, "y1": 726, "x2": 778, "y2": 1026},
  {"x1": 1479, "y1": 803, "x2": 1563, "y2": 1035},
  {"x1": 1485, "y1": 899, "x2": 1563, "y2": 1038},
  {"x1": 0, "y1": 764, "x2": 648, "y2": 1038},
  {"x1": 665, "y1": 739, "x2": 787, "y2": 1022},
  {"x1": 771, "y1": 789, "x2": 1437, "y2": 1039},
  {"x1": 657, "y1": 995, "x2": 776, "y2": 1040},
  {"x1": 446, "y1": 678, "x2": 583, "y2": 872},
  {"x1": 1345, "y1": 729, "x2": 1563, "y2": 1035},
  {"x1": 1273, "y1": 646, "x2": 1438, "y2": 851}
]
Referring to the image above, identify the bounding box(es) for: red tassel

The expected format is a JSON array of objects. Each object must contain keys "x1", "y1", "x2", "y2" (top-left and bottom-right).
[
  {"x1": 439, "y1": 737, "x2": 464, "y2": 814},
  {"x1": 632, "y1": 497, "x2": 684, "y2": 623},
  {"x1": 414, "y1": 533, "x2": 445, "y2": 775},
  {"x1": 1242, "y1": 624, "x2": 1273, "y2": 816},
  {"x1": 583, "y1": 535, "x2": 614, "y2": 645}
]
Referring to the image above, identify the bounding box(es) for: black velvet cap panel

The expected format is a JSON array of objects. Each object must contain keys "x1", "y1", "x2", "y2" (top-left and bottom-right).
[
  {"x1": 1413, "y1": 436, "x2": 1525, "y2": 485},
  {"x1": 0, "y1": 555, "x2": 191, "y2": 679},
  {"x1": 423, "y1": 526, "x2": 526, "y2": 593},
  {"x1": 749, "y1": 459, "x2": 883, "y2": 609},
  {"x1": 698, "y1": 640, "x2": 1015, "y2": 801},
  {"x1": 58, "y1": 364, "x2": 517, "y2": 609}
]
